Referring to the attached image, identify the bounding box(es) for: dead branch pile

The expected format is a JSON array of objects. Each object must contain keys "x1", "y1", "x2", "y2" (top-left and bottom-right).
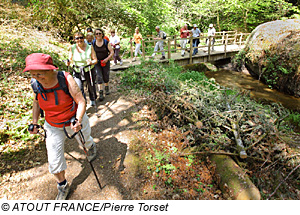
[{"x1": 147, "y1": 79, "x2": 300, "y2": 168}]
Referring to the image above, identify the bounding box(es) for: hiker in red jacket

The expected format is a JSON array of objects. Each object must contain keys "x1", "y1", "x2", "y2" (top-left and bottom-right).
[{"x1": 24, "y1": 53, "x2": 97, "y2": 200}]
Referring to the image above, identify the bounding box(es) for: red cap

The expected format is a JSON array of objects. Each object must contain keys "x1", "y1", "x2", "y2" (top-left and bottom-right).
[{"x1": 23, "y1": 53, "x2": 58, "y2": 72}]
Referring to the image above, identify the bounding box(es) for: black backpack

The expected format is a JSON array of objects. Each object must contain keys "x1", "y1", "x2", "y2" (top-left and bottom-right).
[
  {"x1": 31, "y1": 71, "x2": 72, "y2": 105},
  {"x1": 160, "y1": 31, "x2": 167, "y2": 39}
]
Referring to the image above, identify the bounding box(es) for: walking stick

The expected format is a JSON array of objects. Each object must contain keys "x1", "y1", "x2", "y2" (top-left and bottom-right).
[
  {"x1": 70, "y1": 118, "x2": 103, "y2": 190},
  {"x1": 28, "y1": 124, "x2": 47, "y2": 141},
  {"x1": 88, "y1": 65, "x2": 99, "y2": 115},
  {"x1": 88, "y1": 65, "x2": 93, "y2": 87}
]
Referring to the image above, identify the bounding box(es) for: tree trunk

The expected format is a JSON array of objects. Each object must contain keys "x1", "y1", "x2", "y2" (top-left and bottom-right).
[
  {"x1": 210, "y1": 154, "x2": 261, "y2": 200},
  {"x1": 217, "y1": 12, "x2": 221, "y2": 32}
]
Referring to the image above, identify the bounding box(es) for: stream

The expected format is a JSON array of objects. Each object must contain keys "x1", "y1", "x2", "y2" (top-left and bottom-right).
[{"x1": 204, "y1": 62, "x2": 300, "y2": 113}]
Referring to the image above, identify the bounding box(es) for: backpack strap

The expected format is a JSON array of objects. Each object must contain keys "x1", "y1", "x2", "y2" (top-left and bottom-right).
[
  {"x1": 31, "y1": 78, "x2": 47, "y2": 101},
  {"x1": 103, "y1": 39, "x2": 110, "y2": 54},
  {"x1": 31, "y1": 71, "x2": 73, "y2": 106},
  {"x1": 92, "y1": 39, "x2": 109, "y2": 57},
  {"x1": 57, "y1": 71, "x2": 71, "y2": 97},
  {"x1": 92, "y1": 38, "x2": 96, "y2": 48}
]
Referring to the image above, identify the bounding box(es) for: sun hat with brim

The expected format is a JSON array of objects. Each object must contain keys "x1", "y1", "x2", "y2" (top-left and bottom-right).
[{"x1": 23, "y1": 53, "x2": 58, "y2": 72}]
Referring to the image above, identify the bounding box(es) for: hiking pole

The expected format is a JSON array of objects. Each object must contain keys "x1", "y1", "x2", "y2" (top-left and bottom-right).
[
  {"x1": 70, "y1": 118, "x2": 103, "y2": 190},
  {"x1": 88, "y1": 65, "x2": 93, "y2": 87},
  {"x1": 88, "y1": 65, "x2": 99, "y2": 115},
  {"x1": 28, "y1": 124, "x2": 47, "y2": 141}
]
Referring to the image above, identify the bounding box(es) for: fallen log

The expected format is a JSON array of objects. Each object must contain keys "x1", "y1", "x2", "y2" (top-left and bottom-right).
[{"x1": 210, "y1": 154, "x2": 261, "y2": 200}]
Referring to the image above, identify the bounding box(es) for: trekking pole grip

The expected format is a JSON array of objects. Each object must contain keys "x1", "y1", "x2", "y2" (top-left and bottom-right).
[
  {"x1": 70, "y1": 117, "x2": 77, "y2": 126},
  {"x1": 28, "y1": 124, "x2": 40, "y2": 132}
]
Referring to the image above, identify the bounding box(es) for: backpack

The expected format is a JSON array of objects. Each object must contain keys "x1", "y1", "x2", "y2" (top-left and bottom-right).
[
  {"x1": 162, "y1": 31, "x2": 167, "y2": 39},
  {"x1": 92, "y1": 38, "x2": 109, "y2": 54},
  {"x1": 31, "y1": 71, "x2": 72, "y2": 105}
]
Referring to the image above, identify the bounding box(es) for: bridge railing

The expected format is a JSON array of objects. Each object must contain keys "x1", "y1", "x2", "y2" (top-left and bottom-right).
[{"x1": 130, "y1": 31, "x2": 250, "y2": 63}]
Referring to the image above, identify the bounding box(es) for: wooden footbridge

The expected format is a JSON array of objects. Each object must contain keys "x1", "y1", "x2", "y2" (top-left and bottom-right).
[{"x1": 111, "y1": 31, "x2": 250, "y2": 71}]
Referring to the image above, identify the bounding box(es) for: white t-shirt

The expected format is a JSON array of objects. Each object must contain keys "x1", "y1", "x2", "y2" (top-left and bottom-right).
[
  {"x1": 109, "y1": 35, "x2": 120, "y2": 49},
  {"x1": 207, "y1": 27, "x2": 216, "y2": 37},
  {"x1": 191, "y1": 28, "x2": 201, "y2": 37}
]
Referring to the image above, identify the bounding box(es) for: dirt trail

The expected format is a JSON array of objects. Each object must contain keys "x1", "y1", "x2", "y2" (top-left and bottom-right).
[{"x1": 1, "y1": 73, "x2": 142, "y2": 200}]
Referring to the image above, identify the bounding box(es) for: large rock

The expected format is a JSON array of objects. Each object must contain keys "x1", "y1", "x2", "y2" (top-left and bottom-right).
[{"x1": 243, "y1": 19, "x2": 300, "y2": 97}]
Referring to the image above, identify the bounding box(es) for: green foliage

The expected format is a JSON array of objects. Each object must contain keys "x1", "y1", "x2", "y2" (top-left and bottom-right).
[
  {"x1": 177, "y1": 70, "x2": 207, "y2": 82},
  {"x1": 260, "y1": 51, "x2": 294, "y2": 86},
  {"x1": 154, "y1": 149, "x2": 176, "y2": 175},
  {"x1": 120, "y1": 60, "x2": 180, "y2": 94},
  {"x1": 287, "y1": 112, "x2": 300, "y2": 127},
  {"x1": 232, "y1": 49, "x2": 247, "y2": 70},
  {"x1": 26, "y1": 0, "x2": 299, "y2": 40},
  {"x1": 120, "y1": 60, "x2": 211, "y2": 95}
]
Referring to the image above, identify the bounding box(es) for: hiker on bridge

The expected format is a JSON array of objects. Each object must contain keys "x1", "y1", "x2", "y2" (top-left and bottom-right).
[
  {"x1": 92, "y1": 28, "x2": 114, "y2": 101},
  {"x1": 25, "y1": 53, "x2": 97, "y2": 200},
  {"x1": 130, "y1": 27, "x2": 143, "y2": 62},
  {"x1": 191, "y1": 24, "x2": 201, "y2": 56},
  {"x1": 150, "y1": 26, "x2": 166, "y2": 60},
  {"x1": 109, "y1": 29, "x2": 123, "y2": 66},
  {"x1": 180, "y1": 24, "x2": 190, "y2": 57},
  {"x1": 67, "y1": 32, "x2": 98, "y2": 106},
  {"x1": 206, "y1": 24, "x2": 216, "y2": 51}
]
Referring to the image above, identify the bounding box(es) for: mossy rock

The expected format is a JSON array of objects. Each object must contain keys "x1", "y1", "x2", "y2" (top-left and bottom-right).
[{"x1": 242, "y1": 19, "x2": 300, "y2": 97}]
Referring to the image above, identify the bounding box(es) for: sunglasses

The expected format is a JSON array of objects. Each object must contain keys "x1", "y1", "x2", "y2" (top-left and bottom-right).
[
  {"x1": 95, "y1": 32, "x2": 102, "y2": 35},
  {"x1": 74, "y1": 36, "x2": 84, "y2": 40}
]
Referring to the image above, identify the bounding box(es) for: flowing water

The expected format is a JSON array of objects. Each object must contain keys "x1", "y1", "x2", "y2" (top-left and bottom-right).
[{"x1": 204, "y1": 63, "x2": 300, "y2": 113}]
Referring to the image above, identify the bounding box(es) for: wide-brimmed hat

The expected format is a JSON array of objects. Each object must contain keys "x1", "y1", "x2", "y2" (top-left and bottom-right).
[
  {"x1": 209, "y1": 24, "x2": 214, "y2": 28},
  {"x1": 23, "y1": 53, "x2": 58, "y2": 72},
  {"x1": 193, "y1": 24, "x2": 197, "y2": 27}
]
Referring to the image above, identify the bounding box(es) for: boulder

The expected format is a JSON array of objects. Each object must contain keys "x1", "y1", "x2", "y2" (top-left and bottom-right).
[{"x1": 242, "y1": 19, "x2": 300, "y2": 97}]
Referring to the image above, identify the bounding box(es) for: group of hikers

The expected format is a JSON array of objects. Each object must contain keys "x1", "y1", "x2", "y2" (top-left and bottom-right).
[
  {"x1": 147, "y1": 23, "x2": 216, "y2": 60},
  {"x1": 24, "y1": 23, "x2": 216, "y2": 200}
]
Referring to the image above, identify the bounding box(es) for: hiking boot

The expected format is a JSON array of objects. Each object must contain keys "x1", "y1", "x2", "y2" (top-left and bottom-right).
[
  {"x1": 90, "y1": 100, "x2": 96, "y2": 106},
  {"x1": 105, "y1": 86, "x2": 110, "y2": 95},
  {"x1": 87, "y1": 143, "x2": 97, "y2": 162},
  {"x1": 99, "y1": 90, "x2": 104, "y2": 101},
  {"x1": 160, "y1": 56, "x2": 166, "y2": 60},
  {"x1": 120, "y1": 60, "x2": 123, "y2": 66},
  {"x1": 56, "y1": 182, "x2": 70, "y2": 200}
]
